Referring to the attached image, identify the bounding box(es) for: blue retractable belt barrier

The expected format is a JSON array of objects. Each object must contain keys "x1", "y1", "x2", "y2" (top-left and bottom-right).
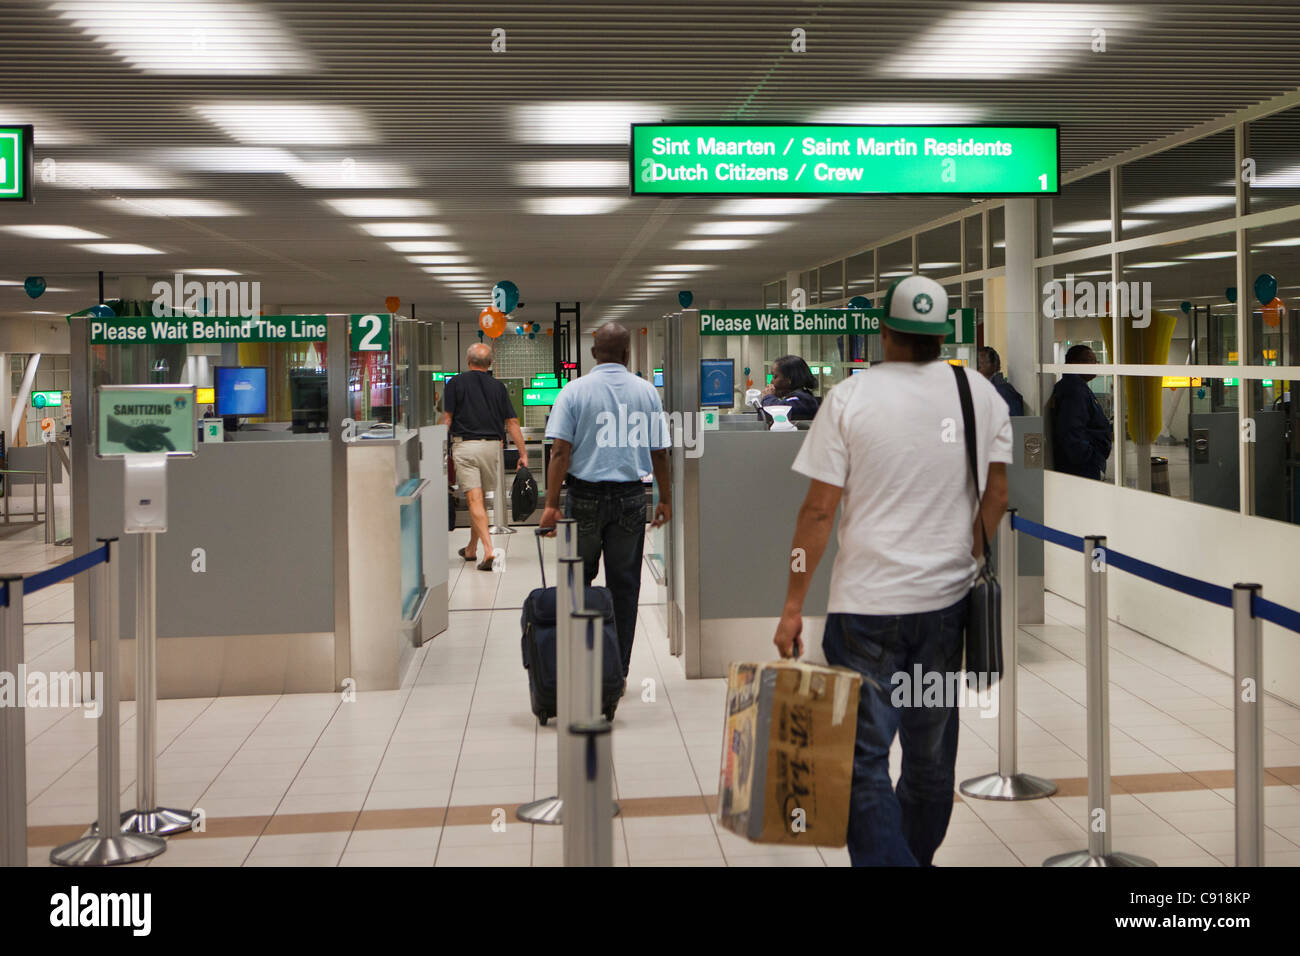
[
  {"x1": 0, "y1": 582, "x2": 7, "y2": 608},
  {"x1": 1102, "y1": 548, "x2": 1233, "y2": 608},
  {"x1": 1253, "y1": 595, "x2": 1300, "y2": 634},
  {"x1": 1009, "y1": 514, "x2": 1085, "y2": 553},
  {"x1": 23, "y1": 544, "x2": 109, "y2": 596}
]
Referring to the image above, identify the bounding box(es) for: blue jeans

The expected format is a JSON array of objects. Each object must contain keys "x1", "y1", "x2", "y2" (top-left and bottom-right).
[
  {"x1": 822, "y1": 597, "x2": 967, "y2": 866},
  {"x1": 566, "y1": 480, "x2": 646, "y2": 677}
]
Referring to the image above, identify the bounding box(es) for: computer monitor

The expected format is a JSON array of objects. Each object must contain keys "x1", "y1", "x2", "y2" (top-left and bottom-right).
[
  {"x1": 700, "y1": 358, "x2": 735, "y2": 408},
  {"x1": 215, "y1": 366, "x2": 268, "y2": 418},
  {"x1": 290, "y1": 369, "x2": 328, "y2": 433},
  {"x1": 653, "y1": 368, "x2": 664, "y2": 387}
]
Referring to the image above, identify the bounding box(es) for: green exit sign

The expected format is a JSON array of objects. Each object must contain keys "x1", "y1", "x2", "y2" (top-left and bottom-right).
[
  {"x1": 0, "y1": 125, "x2": 33, "y2": 202},
  {"x1": 523, "y1": 387, "x2": 562, "y2": 406},
  {"x1": 631, "y1": 124, "x2": 1059, "y2": 197}
]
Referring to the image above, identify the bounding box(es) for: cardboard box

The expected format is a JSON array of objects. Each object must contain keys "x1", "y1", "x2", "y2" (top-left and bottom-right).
[{"x1": 717, "y1": 660, "x2": 861, "y2": 847}]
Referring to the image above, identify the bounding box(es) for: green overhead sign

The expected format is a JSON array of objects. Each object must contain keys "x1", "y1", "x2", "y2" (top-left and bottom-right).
[
  {"x1": 96, "y1": 385, "x2": 196, "y2": 457},
  {"x1": 0, "y1": 125, "x2": 32, "y2": 201},
  {"x1": 32, "y1": 390, "x2": 62, "y2": 408},
  {"x1": 523, "y1": 387, "x2": 563, "y2": 406},
  {"x1": 699, "y1": 308, "x2": 976, "y2": 345},
  {"x1": 86, "y1": 313, "x2": 391, "y2": 350},
  {"x1": 631, "y1": 124, "x2": 1059, "y2": 196}
]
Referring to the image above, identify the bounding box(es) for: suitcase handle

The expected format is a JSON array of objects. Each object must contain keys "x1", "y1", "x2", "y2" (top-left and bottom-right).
[{"x1": 535, "y1": 527, "x2": 553, "y2": 588}]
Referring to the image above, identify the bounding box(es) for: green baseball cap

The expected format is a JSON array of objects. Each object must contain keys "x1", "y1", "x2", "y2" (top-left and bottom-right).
[{"x1": 881, "y1": 275, "x2": 954, "y2": 336}]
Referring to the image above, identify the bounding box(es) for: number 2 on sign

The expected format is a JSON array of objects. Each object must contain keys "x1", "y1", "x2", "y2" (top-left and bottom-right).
[{"x1": 357, "y1": 313, "x2": 381, "y2": 350}]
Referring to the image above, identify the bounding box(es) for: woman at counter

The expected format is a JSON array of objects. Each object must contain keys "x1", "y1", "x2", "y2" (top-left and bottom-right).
[{"x1": 760, "y1": 355, "x2": 820, "y2": 421}]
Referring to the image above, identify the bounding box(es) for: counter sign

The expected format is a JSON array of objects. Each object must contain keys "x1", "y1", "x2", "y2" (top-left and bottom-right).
[{"x1": 0, "y1": 125, "x2": 33, "y2": 201}]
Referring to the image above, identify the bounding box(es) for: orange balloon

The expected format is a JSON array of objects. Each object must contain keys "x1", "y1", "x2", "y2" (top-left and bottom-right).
[
  {"x1": 1263, "y1": 297, "x2": 1285, "y2": 329},
  {"x1": 40, "y1": 417, "x2": 53, "y2": 431},
  {"x1": 478, "y1": 306, "x2": 507, "y2": 339},
  {"x1": 385, "y1": 296, "x2": 400, "y2": 313}
]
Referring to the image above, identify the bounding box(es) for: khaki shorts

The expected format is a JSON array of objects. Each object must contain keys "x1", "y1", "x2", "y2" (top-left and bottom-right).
[{"x1": 451, "y1": 438, "x2": 501, "y2": 491}]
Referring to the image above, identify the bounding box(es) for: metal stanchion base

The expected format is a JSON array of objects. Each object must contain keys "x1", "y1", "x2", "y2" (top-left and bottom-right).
[
  {"x1": 515, "y1": 796, "x2": 621, "y2": 825},
  {"x1": 1043, "y1": 849, "x2": 1157, "y2": 867},
  {"x1": 50, "y1": 832, "x2": 166, "y2": 867},
  {"x1": 959, "y1": 772, "x2": 1058, "y2": 801},
  {"x1": 489, "y1": 525, "x2": 517, "y2": 535},
  {"x1": 118, "y1": 807, "x2": 198, "y2": 836}
]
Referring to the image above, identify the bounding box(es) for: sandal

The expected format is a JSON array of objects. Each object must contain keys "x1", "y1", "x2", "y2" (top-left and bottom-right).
[
  {"x1": 457, "y1": 547, "x2": 476, "y2": 561},
  {"x1": 476, "y1": 554, "x2": 495, "y2": 571}
]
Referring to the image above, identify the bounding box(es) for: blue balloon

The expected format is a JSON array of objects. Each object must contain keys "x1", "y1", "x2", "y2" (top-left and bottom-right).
[
  {"x1": 1254, "y1": 273, "x2": 1278, "y2": 305},
  {"x1": 88, "y1": 303, "x2": 116, "y2": 318},
  {"x1": 493, "y1": 280, "x2": 520, "y2": 314},
  {"x1": 24, "y1": 276, "x2": 45, "y2": 299},
  {"x1": 1180, "y1": 301, "x2": 1191, "y2": 315},
  {"x1": 678, "y1": 291, "x2": 694, "y2": 309},
  {"x1": 847, "y1": 295, "x2": 872, "y2": 309},
  {"x1": 1226, "y1": 287, "x2": 1238, "y2": 304}
]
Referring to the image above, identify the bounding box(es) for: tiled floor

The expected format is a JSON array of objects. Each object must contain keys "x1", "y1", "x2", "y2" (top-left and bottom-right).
[{"x1": 12, "y1": 519, "x2": 1300, "y2": 867}]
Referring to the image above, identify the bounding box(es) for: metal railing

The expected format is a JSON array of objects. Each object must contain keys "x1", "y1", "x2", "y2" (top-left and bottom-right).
[{"x1": 961, "y1": 507, "x2": 1300, "y2": 867}]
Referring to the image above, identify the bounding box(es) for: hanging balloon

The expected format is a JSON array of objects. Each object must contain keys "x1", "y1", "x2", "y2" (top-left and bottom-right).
[
  {"x1": 678, "y1": 291, "x2": 694, "y2": 309},
  {"x1": 1263, "y1": 296, "x2": 1285, "y2": 328},
  {"x1": 531, "y1": 323, "x2": 540, "y2": 333},
  {"x1": 385, "y1": 296, "x2": 400, "y2": 313},
  {"x1": 478, "y1": 306, "x2": 507, "y2": 339},
  {"x1": 1180, "y1": 301, "x2": 1191, "y2": 315},
  {"x1": 24, "y1": 277, "x2": 45, "y2": 299},
  {"x1": 1253, "y1": 273, "x2": 1278, "y2": 306},
  {"x1": 847, "y1": 295, "x2": 872, "y2": 310},
  {"x1": 1225, "y1": 287, "x2": 1238, "y2": 304},
  {"x1": 640, "y1": 327, "x2": 647, "y2": 335},
  {"x1": 528, "y1": 333, "x2": 536, "y2": 340},
  {"x1": 477, "y1": 330, "x2": 484, "y2": 340},
  {"x1": 87, "y1": 303, "x2": 116, "y2": 319},
  {"x1": 492, "y1": 280, "x2": 520, "y2": 315},
  {"x1": 545, "y1": 328, "x2": 554, "y2": 337}
]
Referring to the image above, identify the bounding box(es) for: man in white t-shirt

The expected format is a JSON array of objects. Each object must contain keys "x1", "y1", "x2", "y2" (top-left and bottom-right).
[{"x1": 773, "y1": 275, "x2": 1011, "y2": 867}]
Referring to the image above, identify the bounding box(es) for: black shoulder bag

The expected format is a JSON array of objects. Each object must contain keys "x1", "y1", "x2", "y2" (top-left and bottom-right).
[{"x1": 952, "y1": 365, "x2": 1003, "y2": 688}]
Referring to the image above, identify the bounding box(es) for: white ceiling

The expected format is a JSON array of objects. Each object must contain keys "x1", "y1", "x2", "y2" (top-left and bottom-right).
[{"x1": 2, "y1": 0, "x2": 1300, "y2": 329}]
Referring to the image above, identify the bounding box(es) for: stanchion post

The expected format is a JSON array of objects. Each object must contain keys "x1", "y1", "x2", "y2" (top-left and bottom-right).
[
  {"x1": 960, "y1": 509, "x2": 1057, "y2": 801},
  {"x1": 51, "y1": 540, "x2": 166, "y2": 865},
  {"x1": 119, "y1": 532, "x2": 197, "y2": 836},
  {"x1": 565, "y1": 610, "x2": 614, "y2": 867},
  {"x1": 0, "y1": 575, "x2": 26, "y2": 867},
  {"x1": 1232, "y1": 583, "x2": 1264, "y2": 867},
  {"x1": 44, "y1": 441, "x2": 55, "y2": 545},
  {"x1": 489, "y1": 444, "x2": 515, "y2": 535},
  {"x1": 1044, "y1": 535, "x2": 1154, "y2": 867}
]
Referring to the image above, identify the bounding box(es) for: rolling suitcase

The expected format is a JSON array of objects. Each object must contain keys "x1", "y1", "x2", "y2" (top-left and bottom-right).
[{"x1": 521, "y1": 529, "x2": 624, "y2": 725}]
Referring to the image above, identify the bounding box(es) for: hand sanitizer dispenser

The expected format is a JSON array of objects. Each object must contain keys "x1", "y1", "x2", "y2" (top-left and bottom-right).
[
  {"x1": 123, "y1": 453, "x2": 169, "y2": 533},
  {"x1": 764, "y1": 405, "x2": 797, "y2": 432}
]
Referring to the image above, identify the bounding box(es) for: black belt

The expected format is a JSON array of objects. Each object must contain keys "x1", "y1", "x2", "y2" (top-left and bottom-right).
[{"x1": 566, "y1": 475, "x2": 645, "y2": 492}]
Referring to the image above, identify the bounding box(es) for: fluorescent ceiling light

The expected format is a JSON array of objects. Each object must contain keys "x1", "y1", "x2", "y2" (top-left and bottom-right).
[
  {"x1": 52, "y1": 1, "x2": 314, "y2": 75},
  {"x1": 1055, "y1": 218, "x2": 1154, "y2": 233},
  {"x1": 196, "y1": 102, "x2": 375, "y2": 145},
  {"x1": 1180, "y1": 250, "x2": 1235, "y2": 260},
  {"x1": 810, "y1": 103, "x2": 984, "y2": 124},
  {"x1": 407, "y1": 255, "x2": 471, "y2": 265},
  {"x1": 387, "y1": 241, "x2": 460, "y2": 253},
  {"x1": 325, "y1": 198, "x2": 437, "y2": 217},
  {"x1": 0, "y1": 105, "x2": 79, "y2": 145},
  {"x1": 289, "y1": 158, "x2": 417, "y2": 189},
  {"x1": 360, "y1": 222, "x2": 448, "y2": 238},
  {"x1": 524, "y1": 196, "x2": 628, "y2": 215},
  {"x1": 514, "y1": 160, "x2": 626, "y2": 188},
  {"x1": 711, "y1": 198, "x2": 830, "y2": 216},
  {"x1": 1126, "y1": 260, "x2": 1183, "y2": 269},
  {"x1": 880, "y1": 4, "x2": 1144, "y2": 78},
  {"x1": 2, "y1": 225, "x2": 105, "y2": 239},
  {"x1": 918, "y1": 261, "x2": 960, "y2": 269},
  {"x1": 675, "y1": 239, "x2": 757, "y2": 251},
  {"x1": 1128, "y1": 195, "x2": 1236, "y2": 215},
  {"x1": 178, "y1": 268, "x2": 239, "y2": 276},
  {"x1": 98, "y1": 197, "x2": 245, "y2": 217},
  {"x1": 690, "y1": 221, "x2": 789, "y2": 236},
  {"x1": 512, "y1": 101, "x2": 664, "y2": 144},
  {"x1": 48, "y1": 161, "x2": 190, "y2": 190},
  {"x1": 880, "y1": 270, "x2": 914, "y2": 278},
  {"x1": 164, "y1": 147, "x2": 297, "y2": 173},
  {"x1": 654, "y1": 264, "x2": 718, "y2": 272},
  {"x1": 1254, "y1": 237, "x2": 1300, "y2": 248},
  {"x1": 73, "y1": 243, "x2": 164, "y2": 255},
  {"x1": 422, "y1": 266, "x2": 483, "y2": 275}
]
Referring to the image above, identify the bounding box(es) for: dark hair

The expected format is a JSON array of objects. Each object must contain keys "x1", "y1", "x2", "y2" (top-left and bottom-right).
[
  {"x1": 886, "y1": 329, "x2": 942, "y2": 362},
  {"x1": 978, "y1": 346, "x2": 1000, "y2": 371},
  {"x1": 773, "y1": 354, "x2": 816, "y2": 392},
  {"x1": 1065, "y1": 344, "x2": 1096, "y2": 363}
]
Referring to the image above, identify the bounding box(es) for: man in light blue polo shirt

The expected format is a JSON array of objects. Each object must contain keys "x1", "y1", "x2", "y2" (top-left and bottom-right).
[{"x1": 540, "y1": 322, "x2": 672, "y2": 677}]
